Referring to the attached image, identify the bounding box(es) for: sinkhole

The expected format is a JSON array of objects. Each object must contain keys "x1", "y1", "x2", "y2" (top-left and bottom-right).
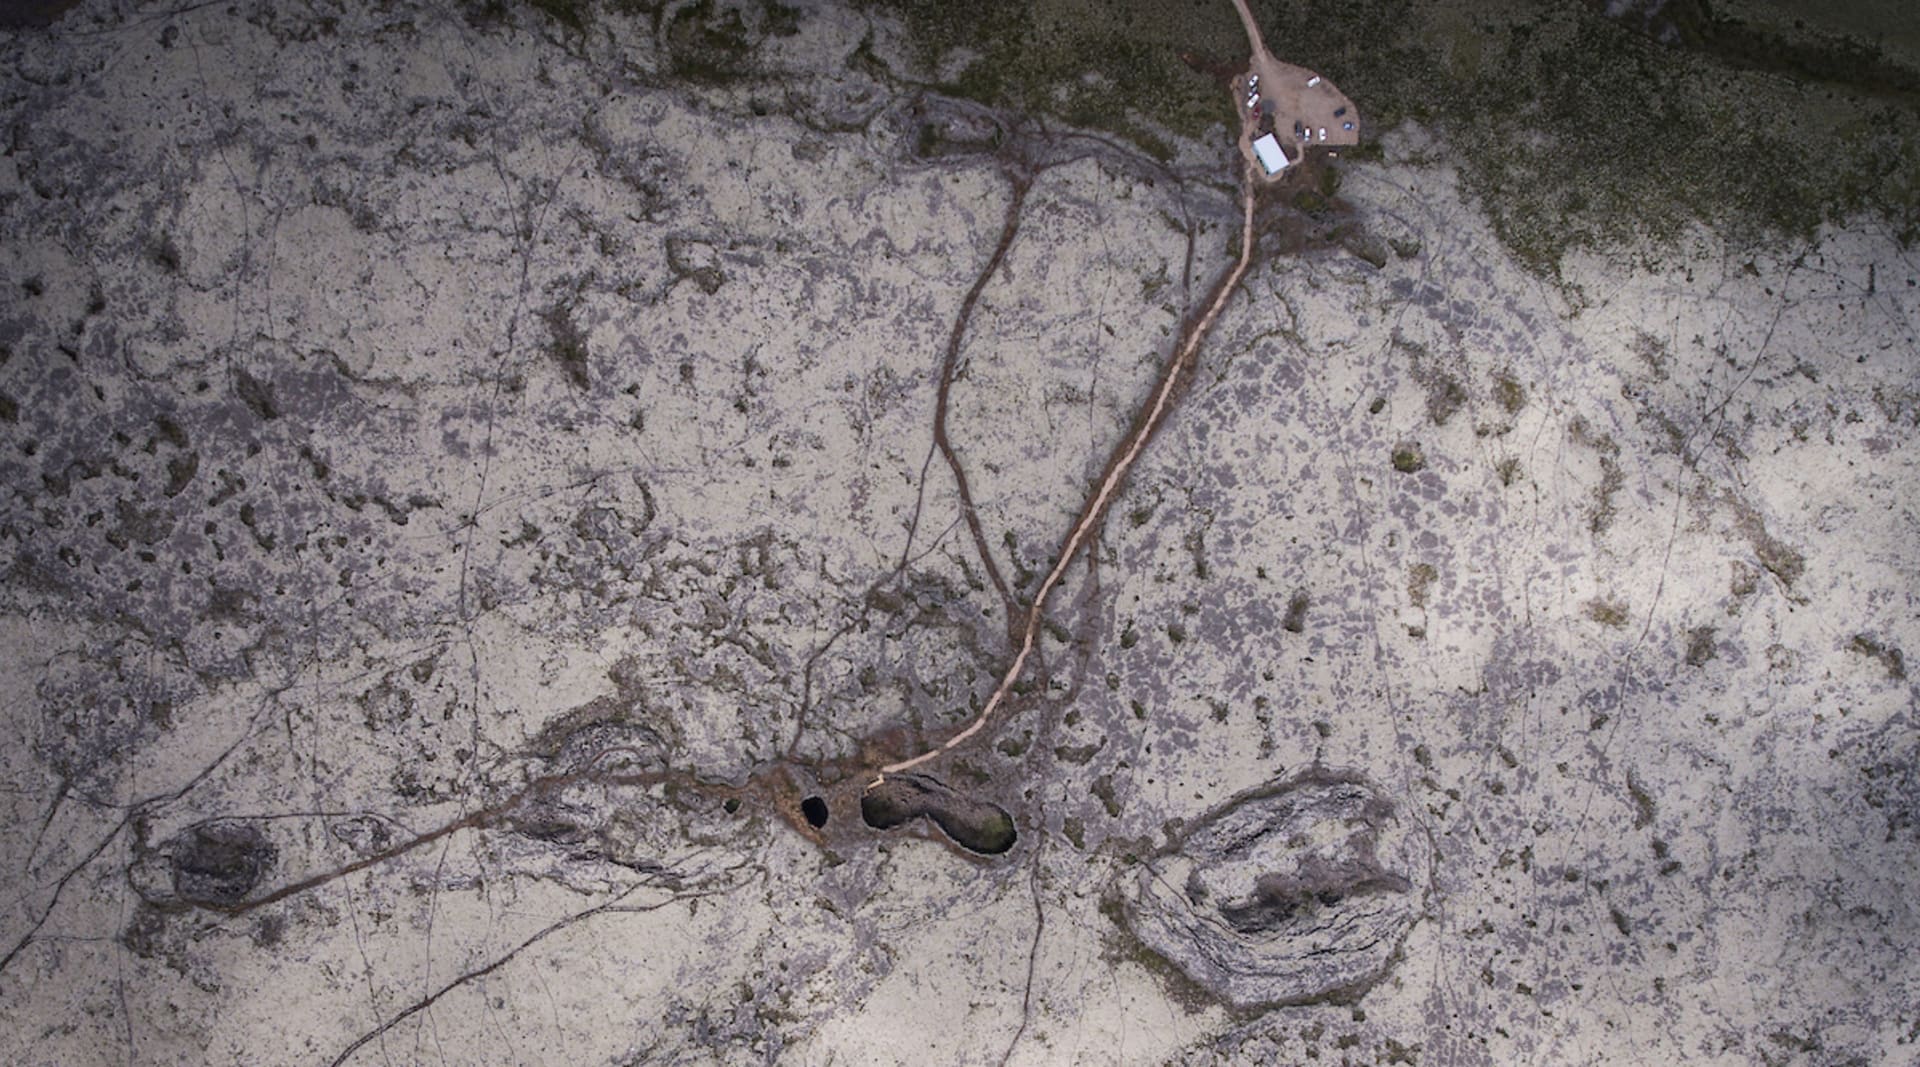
[{"x1": 800, "y1": 795, "x2": 829, "y2": 828}]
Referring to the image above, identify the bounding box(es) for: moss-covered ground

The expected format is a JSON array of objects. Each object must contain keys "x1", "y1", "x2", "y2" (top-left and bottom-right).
[{"x1": 862, "y1": 0, "x2": 1920, "y2": 273}]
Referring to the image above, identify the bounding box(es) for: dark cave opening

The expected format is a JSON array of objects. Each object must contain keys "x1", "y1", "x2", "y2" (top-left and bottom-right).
[{"x1": 800, "y1": 795, "x2": 829, "y2": 828}]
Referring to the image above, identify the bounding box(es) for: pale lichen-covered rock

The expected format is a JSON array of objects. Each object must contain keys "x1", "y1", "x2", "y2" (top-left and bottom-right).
[{"x1": 2, "y1": 0, "x2": 1917, "y2": 1063}]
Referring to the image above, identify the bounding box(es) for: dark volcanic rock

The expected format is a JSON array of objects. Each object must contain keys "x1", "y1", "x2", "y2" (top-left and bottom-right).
[
  {"x1": 169, "y1": 820, "x2": 277, "y2": 907},
  {"x1": 1123, "y1": 768, "x2": 1429, "y2": 1009},
  {"x1": 862, "y1": 772, "x2": 1017, "y2": 855}
]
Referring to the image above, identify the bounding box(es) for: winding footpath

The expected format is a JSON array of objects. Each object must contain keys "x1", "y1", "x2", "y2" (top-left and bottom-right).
[{"x1": 876, "y1": 99, "x2": 1264, "y2": 781}]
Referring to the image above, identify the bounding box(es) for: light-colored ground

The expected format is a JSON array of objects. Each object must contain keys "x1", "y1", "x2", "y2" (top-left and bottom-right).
[{"x1": 1, "y1": 2, "x2": 1916, "y2": 1065}]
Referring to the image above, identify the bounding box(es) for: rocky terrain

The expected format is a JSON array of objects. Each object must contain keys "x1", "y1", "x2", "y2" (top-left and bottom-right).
[{"x1": 2, "y1": 2, "x2": 1915, "y2": 1064}]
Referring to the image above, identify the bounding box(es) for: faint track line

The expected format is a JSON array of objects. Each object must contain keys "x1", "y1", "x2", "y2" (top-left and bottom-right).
[{"x1": 879, "y1": 158, "x2": 1260, "y2": 780}]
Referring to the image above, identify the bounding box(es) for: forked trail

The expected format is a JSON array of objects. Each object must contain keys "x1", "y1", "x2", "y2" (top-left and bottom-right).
[{"x1": 877, "y1": 159, "x2": 1260, "y2": 780}]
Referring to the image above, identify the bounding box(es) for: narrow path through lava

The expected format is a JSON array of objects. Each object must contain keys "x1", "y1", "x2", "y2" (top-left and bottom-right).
[{"x1": 877, "y1": 158, "x2": 1260, "y2": 780}]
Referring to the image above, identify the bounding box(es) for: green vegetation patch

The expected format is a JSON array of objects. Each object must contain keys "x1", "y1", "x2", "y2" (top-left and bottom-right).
[
  {"x1": 867, "y1": 0, "x2": 1920, "y2": 271},
  {"x1": 862, "y1": 0, "x2": 1250, "y2": 159}
]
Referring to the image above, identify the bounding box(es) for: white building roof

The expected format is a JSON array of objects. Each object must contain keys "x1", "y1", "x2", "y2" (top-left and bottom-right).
[{"x1": 1251, "y1": 133, "x2": 1289, "y2": 174}]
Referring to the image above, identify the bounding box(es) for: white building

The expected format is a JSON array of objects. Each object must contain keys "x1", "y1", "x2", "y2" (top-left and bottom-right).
[{"x1": 1251, "y1": 133, "x2": 1290, "y2": 175}]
